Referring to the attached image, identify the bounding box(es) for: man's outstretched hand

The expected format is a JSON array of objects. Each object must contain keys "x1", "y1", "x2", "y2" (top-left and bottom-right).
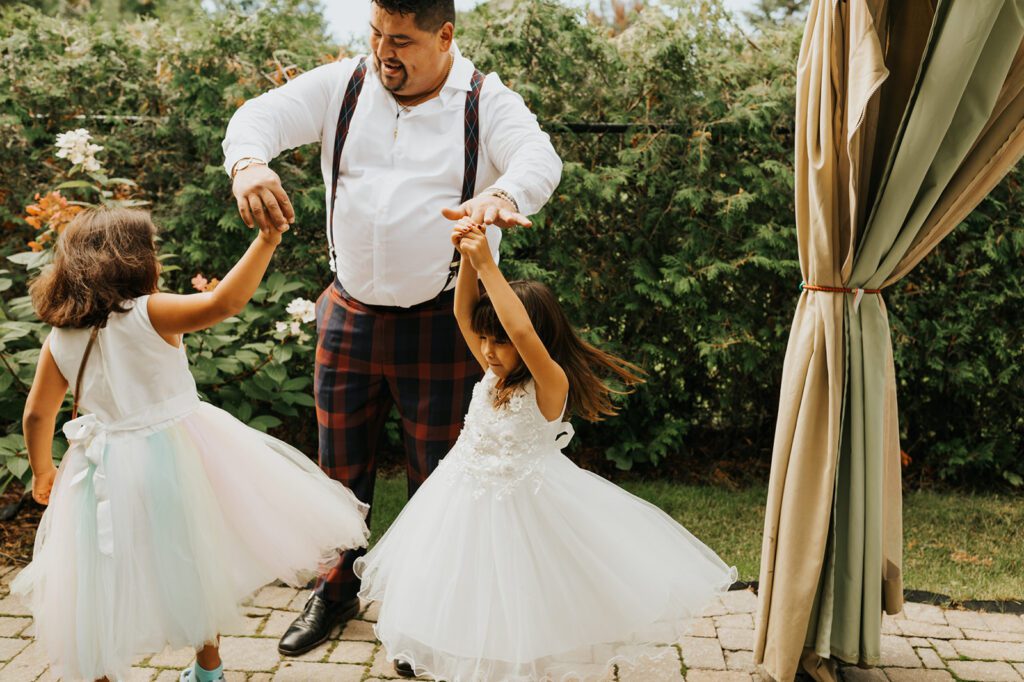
[
  {"x1": 232, "y1": 164, "x2": 295, "y2": 232},
  {"x1": 441, "y1": 194, "x2": 531, "y2": 229}
]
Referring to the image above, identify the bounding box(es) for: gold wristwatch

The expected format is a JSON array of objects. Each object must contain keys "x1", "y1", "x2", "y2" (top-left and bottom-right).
[{"x1": 230, "y1": 156, "x2": 268, "y2": 179}]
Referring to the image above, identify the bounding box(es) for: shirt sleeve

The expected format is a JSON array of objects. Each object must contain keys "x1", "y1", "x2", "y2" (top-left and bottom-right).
[
  {"x1": 479, "y1": 73, "x2": 563, "y2": 217},
  {"x1": 221, "y1": 58, "x2": 358, "y2": 176}
]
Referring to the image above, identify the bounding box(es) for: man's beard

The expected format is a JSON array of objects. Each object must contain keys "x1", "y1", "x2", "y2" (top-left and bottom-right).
[{"x1": 375, "y1": 55, "x2": 408, "y2": 93}]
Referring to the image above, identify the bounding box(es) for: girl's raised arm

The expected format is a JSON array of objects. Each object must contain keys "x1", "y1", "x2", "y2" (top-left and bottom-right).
[
  {"x1": 457, "y1": 226, "x2": 568, "y2": 420},
  {"x1": 148, "y1": 227, "x2": 283, "y2": 336},
  {"x1": 452, "y1": 220, "x2": 488, "y2": 372}
]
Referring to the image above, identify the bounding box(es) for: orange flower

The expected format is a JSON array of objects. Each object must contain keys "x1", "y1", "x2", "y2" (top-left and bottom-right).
[
  {"x1": 53, "y1": 205, "x2": 83, "y2": 234},
  {"x1": 22, "y1": 191, "x2": 83, "y2": 236},
  {"x1": 20, "y1": 190, "x2": 86, "y2": 251},
  {"x1": 206, "y1": 278, "x2": 220, "y2": 292}
]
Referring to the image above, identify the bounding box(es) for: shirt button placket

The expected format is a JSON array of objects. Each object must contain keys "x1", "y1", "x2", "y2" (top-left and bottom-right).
[{"x1": 374, "y1": 108, "x2": 400, "y2": 305}]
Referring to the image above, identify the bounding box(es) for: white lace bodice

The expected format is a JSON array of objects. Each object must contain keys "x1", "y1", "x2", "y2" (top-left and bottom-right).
[{"x1": 442, "y1": 369, "x2": 574, "y2": 499}]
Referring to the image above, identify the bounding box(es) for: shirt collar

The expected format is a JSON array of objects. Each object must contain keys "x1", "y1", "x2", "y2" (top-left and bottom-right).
[
  {"x1": 364, "y1": 41, "x2": 474, "y2": 106},
  {"x1": 440, "y1": 41, "x2": 475, "y2": 104}
]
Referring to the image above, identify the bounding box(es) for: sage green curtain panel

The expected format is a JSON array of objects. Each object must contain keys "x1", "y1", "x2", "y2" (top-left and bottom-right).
[{"x1": 753, "y1": 1, "x2": 1024, "y2": 680}]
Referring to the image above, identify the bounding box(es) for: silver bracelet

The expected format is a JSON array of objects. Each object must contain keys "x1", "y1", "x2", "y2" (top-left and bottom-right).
[{"x1": 484, "y1": 187, "x2": 519, "y2": 213}]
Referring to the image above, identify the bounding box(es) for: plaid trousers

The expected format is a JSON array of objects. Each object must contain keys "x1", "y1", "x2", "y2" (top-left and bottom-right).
[{"x1": 312, "y1": 279, "x2": 482, "y2": 602}]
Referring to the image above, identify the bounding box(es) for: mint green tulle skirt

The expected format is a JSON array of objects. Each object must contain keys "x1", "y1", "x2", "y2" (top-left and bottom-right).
[{"x1": 13, "y1": 402, "x2": 369, "y2": 681}]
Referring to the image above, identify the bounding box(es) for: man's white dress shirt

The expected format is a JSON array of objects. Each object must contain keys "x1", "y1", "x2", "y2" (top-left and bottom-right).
[{"x1": 222, "y1": 44, "x2": 563, "y2": 308}]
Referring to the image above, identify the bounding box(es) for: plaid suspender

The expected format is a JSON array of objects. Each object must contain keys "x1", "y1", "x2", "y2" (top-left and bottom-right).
[
  {"x1": 327, "y1": 57, "x2": 485, "y2": 299},
  {"x1": 327, "y1": 57, "x2": 368, "y2": 273},
  {"x1": 443, "y1": 68, "x2": 485, "y2": 296}
]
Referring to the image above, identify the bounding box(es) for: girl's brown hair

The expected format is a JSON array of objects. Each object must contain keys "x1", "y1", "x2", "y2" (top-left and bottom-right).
[
  {"x1": 471, "y1": 280, "x2": 644, "y2": 422},
  {"x1": 30, "y1": 207, "x2": 160, "y2": 329}
]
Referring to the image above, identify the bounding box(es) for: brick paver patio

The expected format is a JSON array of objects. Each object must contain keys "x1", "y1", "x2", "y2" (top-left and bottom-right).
[{"x1": 3, "y1": 564, "x2": 1023, "y2": 681}]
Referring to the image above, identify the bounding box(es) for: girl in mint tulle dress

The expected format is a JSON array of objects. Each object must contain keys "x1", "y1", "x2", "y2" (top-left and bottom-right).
[{"x1": 14, "y1": 207, "x2": 369, "y2": 682}]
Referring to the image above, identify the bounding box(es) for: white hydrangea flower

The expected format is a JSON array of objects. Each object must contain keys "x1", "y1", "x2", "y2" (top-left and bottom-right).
[
  {"x1": 275, "y1": 319, "x2": 310, "y2": 342},
  {"x1": 54, "y1": 128, "x2": 103, "y2": 172},
  {"x1": 286, "y1": 297, "x2": 316, "y2": 323}
]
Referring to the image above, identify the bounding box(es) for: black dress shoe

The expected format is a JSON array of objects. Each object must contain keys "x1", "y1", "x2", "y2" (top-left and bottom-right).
[
  {"x1": 277, "y1": 594, "x2": 360, "y2": 656},
  {"x1": 394, "y1": 658, "x2": 416, "y2": 678}
]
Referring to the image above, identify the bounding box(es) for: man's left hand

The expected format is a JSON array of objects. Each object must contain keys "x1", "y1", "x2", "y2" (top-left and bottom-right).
[{"x1": 442, "y1": 194, "x2": 532, "y2": 228}]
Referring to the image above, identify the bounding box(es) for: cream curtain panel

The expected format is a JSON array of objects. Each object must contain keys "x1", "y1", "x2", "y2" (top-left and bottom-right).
[{"x1": 753, "y1": 1, "x2": 1024, "y2": 680}]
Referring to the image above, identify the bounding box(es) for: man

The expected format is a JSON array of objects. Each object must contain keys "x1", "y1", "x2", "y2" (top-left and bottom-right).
[{"x1": 222, "y1": 0, "x2": 562, "y2": 673}]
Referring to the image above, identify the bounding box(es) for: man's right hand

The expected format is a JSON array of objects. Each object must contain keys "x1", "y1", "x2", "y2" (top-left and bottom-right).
[{"x1": 232, "y1": 164, "x2": 295, "y2": 232}]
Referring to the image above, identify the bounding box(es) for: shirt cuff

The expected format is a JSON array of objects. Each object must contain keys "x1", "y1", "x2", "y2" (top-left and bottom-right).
[{"x1": 223, "y1": 144, "x2": 272, "y2": 177}]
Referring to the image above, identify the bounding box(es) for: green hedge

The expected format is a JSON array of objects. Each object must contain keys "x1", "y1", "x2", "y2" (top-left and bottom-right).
[{"x1": 0, "y1": 0, "x2": 1021, "y2": 489}]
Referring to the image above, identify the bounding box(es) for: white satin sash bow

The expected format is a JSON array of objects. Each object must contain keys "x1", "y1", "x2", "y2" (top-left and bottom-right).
[{"x1": 64, "y1": 392, "x2": 201, "y2": 556}]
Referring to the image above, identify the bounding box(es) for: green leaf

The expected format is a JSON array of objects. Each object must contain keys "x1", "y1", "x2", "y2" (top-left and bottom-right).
[
  {"x1": 282, "y1": 377, "x2": 310, "y2": 391},
  {"x1": 248, "y1": 415, "x2": 282, "y2": 432},
  {"x1": 7, "y1": 252, "x2": 44, "y2": 267},
  {"x1": 214, "y1": 357, "x2": 241, "y2": 374},
  {"x1": 55, "y1": 180, "x2": 100, "y2": 191},
  {"x1": 264, "y1": 363, "x2": 287, "y2": 384},
  {"x1": 283, "y1": 392, "x2": 315, "y2": 407},
  {"x1": 4, "y1": 455, "x2": 29, "y2": 479},
  {"x1": 0, "y1": 434, "x2": 25, "y2": 455},
  {"x1": 235, "y1": 350, "x2": 261, "y2": 365}
]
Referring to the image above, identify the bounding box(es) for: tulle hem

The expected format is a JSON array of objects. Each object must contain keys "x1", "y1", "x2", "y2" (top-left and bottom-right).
[
  {"x1": 364, "y1": 565, "x2": 739, "y2": 682},
  {"x1": 10, "y1": 402, "x2": 371, "y2": 682}
]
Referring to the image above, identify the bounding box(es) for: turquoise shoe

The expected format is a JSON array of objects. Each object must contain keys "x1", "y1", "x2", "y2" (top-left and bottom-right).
[{"x1": 179, "y1": 663, "x2": 226, "y2": 682}]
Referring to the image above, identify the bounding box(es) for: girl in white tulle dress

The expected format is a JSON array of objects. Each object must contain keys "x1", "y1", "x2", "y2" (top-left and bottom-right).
[
  {"x1": 354, "y1": 218, "x2": 738, "y2": 682},
  {"x1": 13, "y1": 207, "x2": 369, "y2": 682}
]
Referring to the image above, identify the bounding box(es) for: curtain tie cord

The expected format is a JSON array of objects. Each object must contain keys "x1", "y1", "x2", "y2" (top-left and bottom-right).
[{"x1": 800, "y1": 282, "x2": 883, "y2": 313}]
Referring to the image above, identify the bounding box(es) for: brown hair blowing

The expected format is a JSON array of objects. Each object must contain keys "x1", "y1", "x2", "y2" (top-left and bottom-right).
[
  {"x1": 30, "y1": 207, "x2": 159, "y2": 329},
  {"x1": 471, "y1": 280, "x2": 644, "y2": 422}
]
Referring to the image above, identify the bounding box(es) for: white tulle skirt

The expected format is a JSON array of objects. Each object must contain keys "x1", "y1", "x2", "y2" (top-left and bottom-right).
[
  {"x1": 12, "y1": 402, "x2": 369, "y2": 682},
  {"x1": 355, "y1": 451, "x2": 738, "y2": 682}
]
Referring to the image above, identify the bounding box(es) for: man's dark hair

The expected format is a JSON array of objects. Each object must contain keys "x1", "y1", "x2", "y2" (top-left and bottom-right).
[{"x1": 372, "y1": 0, "x2": 455, "y2": 32}]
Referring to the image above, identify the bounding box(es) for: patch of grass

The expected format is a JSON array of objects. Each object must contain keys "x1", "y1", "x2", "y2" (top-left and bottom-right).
[
  {"x1": 367, "y1": 477, "x2": 1024, "y2": 602},
  {"x1": 902, "y1": 489, "x2": 1024, "y2": 602},
  {"x1": 617, "y1": 480, "x2": 766, "y2": 583},
  {"x1": 367, "y1": 477, "x2": 409, "y2": 547}
]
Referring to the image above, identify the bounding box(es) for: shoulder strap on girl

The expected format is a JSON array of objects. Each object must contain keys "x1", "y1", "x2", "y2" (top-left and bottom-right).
[{"x1": 71, "y1": 326, "x2": 100, "y2": 420}]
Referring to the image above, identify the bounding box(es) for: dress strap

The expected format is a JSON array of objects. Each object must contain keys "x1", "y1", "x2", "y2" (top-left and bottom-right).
[{"x1": 71, "y1": 326, "x2": 100, "y2": 420}]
